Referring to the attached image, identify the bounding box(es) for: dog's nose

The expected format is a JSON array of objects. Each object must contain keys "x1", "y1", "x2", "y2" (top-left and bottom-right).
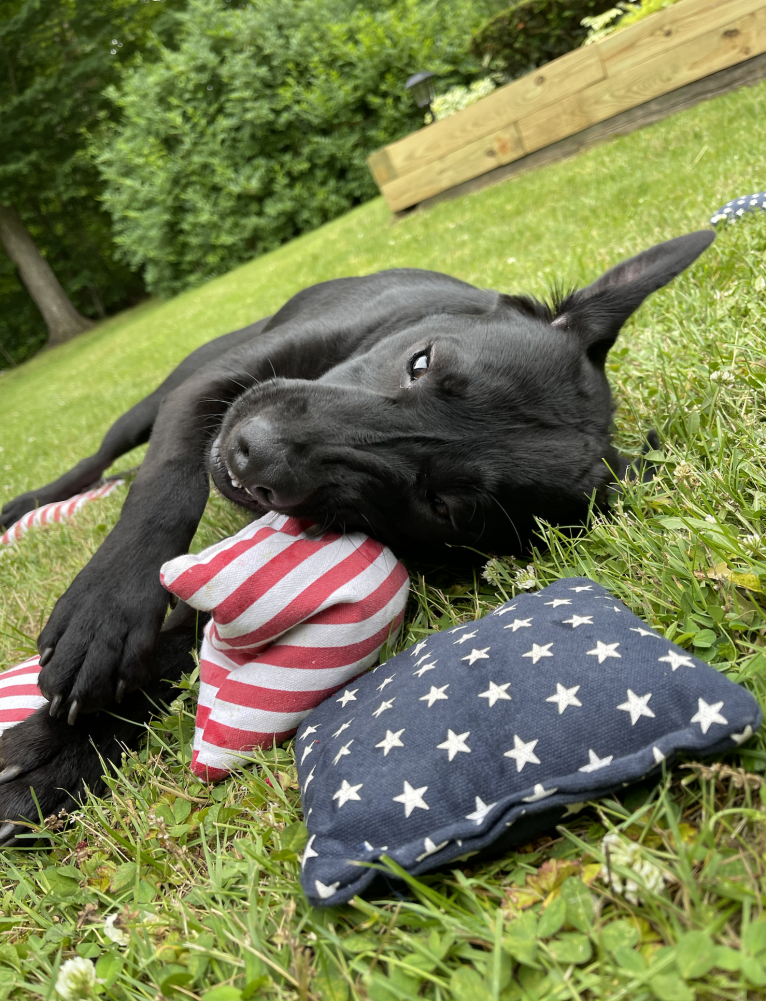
[{"x1": 227, "y1": 416, "x2": 308, "y2": 508}]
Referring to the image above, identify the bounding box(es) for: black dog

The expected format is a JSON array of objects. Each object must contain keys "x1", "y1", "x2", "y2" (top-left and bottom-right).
[{"x1": 0, "y1": 231, "x2": 714, "y2": 842}]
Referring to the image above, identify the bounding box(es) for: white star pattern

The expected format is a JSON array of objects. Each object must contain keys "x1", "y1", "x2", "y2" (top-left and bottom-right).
[
  {"x1": 562, "y1": 614, "x2": 593, "y2": 628},
  {"x1": 413, "y1": 660, "x2": 438, "y2": 678},
  {"x1": 375, "y1": 729, "x2": 405, "y2": 755},
  {"x1": 300, "y1": 725, "x2": 319, "y2": 740},
  {"x1": 462, "y1": 647, "x2": 491, "y2": 666},
  {"x1": 545, "y1": 598, "x2": 571, "y2": 608},
  {"x1": 332, "y1": 779, "x2": 363, "y2": 807},
  {"x1": 546, "y1": 683, "x2": 582, "y2": 714},
  {"x1": 333, "y1": 740, "x2": 354, "y2": 765},
  {"x1": 569, "y1": 586, "x2": 592, "y2": 592},
  {"x1": 731, "y1": 724, "x2": 754, "y2": 745},
  {"x1": 453, "y1": 631, "x2": 478, "y2": 645},
  {"x1": 578, "y1": 749, "x2": 613, "y2": 772},
  {"x1": 410, "y1": 640, "x2": 428, "y2": 657},
  {"x1": 332, "y1": 719, "x2": 353, "y2": 738},
  {"x1": 393, "y1": 781, "x2": 429, "y2": 817},
  {"x1": 465, "y1": 796, "x2": 497, "y2": 825},
  {"x1": 630, "y1": 627, "x2": 657, "y2": 638},
  {"x1": 315, "y1": 879, "x2": 340, "y2": 899},
  {"x1": 437, "y1": 729, "x2": 471, "y2": 761},
  {"x1": 300, "y1": 745, "x2": 313, "y2": 764},
  {"x1": 478, "y1": 681, "x2": 512, "y2": 707},
  {"x1": 587, "y1": 640, "x2": 621, "y2": 663},
  {"x1": 504, "y1": 735, "x2": 541, "y2": 772},
  {"x1": 523, "y1": 642, "x2": 553, "y2": 664},
  {"x1": 617, "y1": 689, "x2": 655, "y2": 725},
  {"x1": 376, "y1": 675, "x2": 395, "y2": 692},
  {"x1": 690, "y1": 698, "x2": 727, "y2": 734},
  {"x1": 420, "y1": 684, "x2": 449, "y2": 707},
  {"x1": 450, "y1": 624, "x2": 471, "y2": 633},
  {"x1": 336, "y1": 689, "x2": 358, "y2": 707},
  {"x1": 372, "y1": 698, "x2": 395, "y2": 718},
  {"x1": 416, "y1": 837, "x2": 449, "y2": 860},
  {"x1": 504, "y1": 618, "x2": 533, "y2": 632},
  {"x1": 301, "y1": 834, "x2": 318, "y2": 868},
  {"x1": 493, "y1": 604, "x2": 518, "y2": 615},
  {"x1": 303, "y1": 765, "x2": 315, "y2": 791},
  {"x1": 652, "y1": 746, "x2": 665, "y2": 764},
  {"x1": 658, "y1": 650, "x2": 695, "y2": 671},
  {"x1": 522, "y1": 784, "x2": 557, "y2": 802}
]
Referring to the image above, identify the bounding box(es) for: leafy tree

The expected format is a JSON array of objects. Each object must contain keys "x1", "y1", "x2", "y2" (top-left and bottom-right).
[
  {"x1": 95, "y1": 0, "x2": 503, "y2": 298},
  {"x1": 0, "y1": 0, "x2": 183, "y2": 364}
]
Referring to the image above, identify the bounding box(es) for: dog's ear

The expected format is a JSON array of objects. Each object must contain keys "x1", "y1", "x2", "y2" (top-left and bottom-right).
[{"x1": 552, "y1": 231, "x2": 715, "y2": 364}]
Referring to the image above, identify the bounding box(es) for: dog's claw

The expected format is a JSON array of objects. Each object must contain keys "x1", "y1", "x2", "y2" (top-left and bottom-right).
[
  {"x1": 115, "y1": 680, "x2": 126, "y2": 704},
  {"x1": 67, "y1": 701, "x2": 80, "y2": 726},
  {"x1": 0, "y1": 766, "x2": 23, "y2": 786},
  {"x1": 0, "y1": 823, "x2": 17, "y2": 846},
  {"x1": 49, "y1": 694, "x2": 63, "y2": 718},
  {"x1": 39, "y1": 646, "x2": 54, "y2": 667}
]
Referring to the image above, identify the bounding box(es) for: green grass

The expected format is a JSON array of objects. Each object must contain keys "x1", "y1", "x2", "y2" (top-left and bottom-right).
[{"x1": 2, "y1": 78, "x2": 766, "y2": 1001}]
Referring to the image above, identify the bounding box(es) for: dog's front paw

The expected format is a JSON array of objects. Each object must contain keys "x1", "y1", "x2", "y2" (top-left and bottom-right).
[
  {"x1": 0, "y1": 708, "x2": 108, "y2": 847},
  {"x1": 0, "y1": 490, "x2": 46, "y2": 531},
  {"x1": 37, "y1": 548, "x2": 169, "y2": 720}
]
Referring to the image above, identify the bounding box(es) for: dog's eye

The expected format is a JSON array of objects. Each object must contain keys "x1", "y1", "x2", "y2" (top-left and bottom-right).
[
  {"x1": 428, "y1": 492, "x2": 450, "y2": 519},
  {"x1": 409, "y1": 352, "x2": 430, "y2": 379}
]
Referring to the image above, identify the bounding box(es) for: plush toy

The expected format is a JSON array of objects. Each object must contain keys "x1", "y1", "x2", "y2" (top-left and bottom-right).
[
  {"x1": 0, "y1": 513, "x2": 409, "y2": 783},
  {"x1": 710, "y1": 190, "x2": 766, "y2": 225},
  {"x1": 161, "y1": 513, "x2": 409, "y2": 780},
  {"x1": 0, "y1": 480, "x2": 124, "y2": 547}
]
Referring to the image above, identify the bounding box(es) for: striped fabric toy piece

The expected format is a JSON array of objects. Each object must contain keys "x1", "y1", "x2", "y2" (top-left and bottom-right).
[
  {"x1": 0, "y1": 480, "x2": 124, "y2": 547},
  {"x1": 161, "y1": 513, "x2": 410, "y2": 781},
  {"x1": 0, "y1": 656, "x2": 47, "y2": 737}
]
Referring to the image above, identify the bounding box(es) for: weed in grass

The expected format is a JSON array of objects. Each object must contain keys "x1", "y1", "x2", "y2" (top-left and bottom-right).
[{"x1": 1, "y1": 80, "x2": 766, "y2": 1000}]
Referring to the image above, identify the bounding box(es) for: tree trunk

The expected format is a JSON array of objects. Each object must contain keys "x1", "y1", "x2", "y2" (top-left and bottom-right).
[{"x1": 0, "y1": 203, "x2": 93, "y2": 347}]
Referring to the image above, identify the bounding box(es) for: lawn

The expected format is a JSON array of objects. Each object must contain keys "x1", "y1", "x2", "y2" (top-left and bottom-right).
[{"x1": 1, "y1": 77, "x2": 766, "y2": 1001}]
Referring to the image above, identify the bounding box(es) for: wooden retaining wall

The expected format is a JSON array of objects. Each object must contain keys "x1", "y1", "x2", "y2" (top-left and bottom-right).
[{"x1": 368, "y1": 0, "x2": 766, "y2": 213}]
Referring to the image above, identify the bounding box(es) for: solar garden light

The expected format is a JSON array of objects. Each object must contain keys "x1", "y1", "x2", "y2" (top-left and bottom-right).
[{"x1": 405, "y1": 71, "x2": 436, "y2": 121}]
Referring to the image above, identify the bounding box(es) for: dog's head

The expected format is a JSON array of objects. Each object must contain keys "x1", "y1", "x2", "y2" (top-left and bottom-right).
[{"x1": 210, "y1": 232, "x2": 713, "y2": 558}]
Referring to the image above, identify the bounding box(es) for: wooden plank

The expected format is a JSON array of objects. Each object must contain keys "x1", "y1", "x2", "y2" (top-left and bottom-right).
[
  {"x1": 375, "y1": 46, "x2": 603, "y2": 182},
  {"x1": 518, "y1": 6, "x2": 766, "y2": 153},
  {"x1": 380, "y1": 125, "x2": 525, "y2": 213},
  {"x1": 367, "y1": 149, "x2": 396, "y2": 188},
  {"x1": 599, "y1": 0, "x2": 766, "y2": 77},
  {"x1": 404, "y1": 51, "x2": 766, "y2": 215}
]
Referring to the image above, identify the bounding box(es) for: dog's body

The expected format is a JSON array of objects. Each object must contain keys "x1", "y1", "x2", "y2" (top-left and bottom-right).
[{"x1": 0, "y1": 232, "x2": 714, "y2": 841}]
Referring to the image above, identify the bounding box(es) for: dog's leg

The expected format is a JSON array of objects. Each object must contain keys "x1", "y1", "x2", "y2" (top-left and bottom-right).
[
  {"x1": 0, "y1": 608, "x2": 207, "y2": 847},
  {"x1": 0, "y1": 321, "x2": 270, "y2": 531}
]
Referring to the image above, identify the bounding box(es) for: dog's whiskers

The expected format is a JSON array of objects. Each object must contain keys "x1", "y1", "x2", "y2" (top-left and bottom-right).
[{"x1": 488, "y1": 494, "x2": 522, "y2": 553}]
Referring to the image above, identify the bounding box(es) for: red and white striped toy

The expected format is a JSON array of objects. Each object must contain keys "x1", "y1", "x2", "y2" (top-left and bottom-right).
[
  {"x1": 161, "y1": 513, "x2": 409, "y2": 780},
  {"x1": 0, "y1": 480, "x2": 124, "y2": 547},
  {"x1": 0, "y1": 656, "x2": 48, "y2": 735},
  {"x1": 0, "y1": 512, "x2": 409, "y2": 783}
]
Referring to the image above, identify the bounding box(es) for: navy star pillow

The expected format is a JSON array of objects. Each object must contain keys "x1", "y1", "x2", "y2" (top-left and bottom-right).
[
  {"x1": 710, "y1": 190, "x2": 766, "y2": 224},
  {"x1": 295, "y1": 577, "x2": 762, "y2": 907}
]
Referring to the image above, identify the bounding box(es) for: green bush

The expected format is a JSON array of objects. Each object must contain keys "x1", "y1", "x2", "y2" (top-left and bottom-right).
[
  {"x1": 95, "y1": 0, "x2": 503, "y2": 298},
  {"x1": 470, "y1": 0, "x2": 622, "y2": 81}
]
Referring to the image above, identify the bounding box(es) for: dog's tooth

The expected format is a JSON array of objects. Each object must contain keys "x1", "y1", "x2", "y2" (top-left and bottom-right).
[{"x1": 230, "y1": 474, "x2": 243, "y2": 489}]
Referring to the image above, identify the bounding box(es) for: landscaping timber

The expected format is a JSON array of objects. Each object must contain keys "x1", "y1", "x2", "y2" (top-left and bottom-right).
[{"x1": 369, "y1": 0, "x2": 766, "y2": 213}]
